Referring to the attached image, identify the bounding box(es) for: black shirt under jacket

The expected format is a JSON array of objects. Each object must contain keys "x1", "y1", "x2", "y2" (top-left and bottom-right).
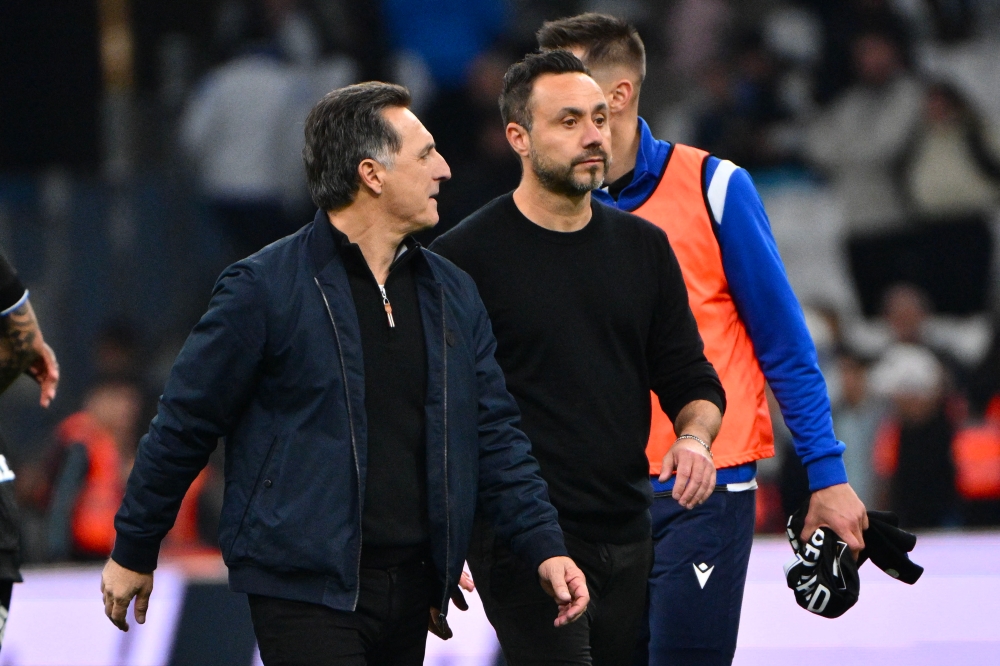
[
  {"x1": 332, "y1": 226, "x2": 431, "y2": 567},
  {"x1": 431, "y1": 193, "x2": 725, "y2": 544}
]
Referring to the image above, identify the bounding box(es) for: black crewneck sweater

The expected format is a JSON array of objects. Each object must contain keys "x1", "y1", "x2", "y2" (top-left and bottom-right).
[{"x1": 431, "y1": 193, "x2": 725, "y2": 544}]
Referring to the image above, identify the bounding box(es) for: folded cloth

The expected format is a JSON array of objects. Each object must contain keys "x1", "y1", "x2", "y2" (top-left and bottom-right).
[
  {"x1": 784, "y1": 504, "x2": 923, "y2": 618},
  {"x1": 857, "y1": 510, "x2": 924, "y2": 584},
  {"x1": 784, "y1": 518, "x2": 860, "y2": 618}
]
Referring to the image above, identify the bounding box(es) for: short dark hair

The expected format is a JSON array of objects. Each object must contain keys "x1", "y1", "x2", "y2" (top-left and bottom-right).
[
  {"x1": 536, "y1": 13, "x2": 646, "y2": 83},
  {"x1": 499, "y1": 50, "x2": 589, "y2": 130},
  {"x1": 303, "y1": 82, "x2": 411, "y2": 211}
]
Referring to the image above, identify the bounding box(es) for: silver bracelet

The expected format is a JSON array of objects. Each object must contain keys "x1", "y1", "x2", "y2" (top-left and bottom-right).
[{"x1": 675, "y1": 433, "x2": 712, "y2": 457}]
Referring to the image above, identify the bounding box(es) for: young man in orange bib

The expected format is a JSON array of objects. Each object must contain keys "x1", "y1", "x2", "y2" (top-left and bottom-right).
[{"x1": 538, "y1": 14, "x2": 868, "y2": 666}]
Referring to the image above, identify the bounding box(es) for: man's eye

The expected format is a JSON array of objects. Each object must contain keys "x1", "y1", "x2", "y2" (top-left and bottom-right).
[
  {"x1": 563, "y1": 118, "x2": 576, "y2": 127},
  {"x1": 595, "y1": 116, "x2": 607, "y2": 126}
]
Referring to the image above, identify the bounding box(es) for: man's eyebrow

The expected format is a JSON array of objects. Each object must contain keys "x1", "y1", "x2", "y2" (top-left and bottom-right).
[
  {"x1": 556, "y1": 106, "x2": 586, "y2": 117},
  {"x1": 593, "y1": 101, "x2": 609, "y2": 113},
  {"x1": 420, "y1": 141, "x2": 436, "y2": 155}
]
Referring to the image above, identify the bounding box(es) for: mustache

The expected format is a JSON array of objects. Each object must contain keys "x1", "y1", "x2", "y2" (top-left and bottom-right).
[{"x1": 571, "y1": 148, "x2": 609, "y2": 166}]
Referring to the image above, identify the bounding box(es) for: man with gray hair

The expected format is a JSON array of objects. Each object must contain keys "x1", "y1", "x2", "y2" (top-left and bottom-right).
[{"x1": 99, "y1": 82, "x2": 588, "y2": 665}]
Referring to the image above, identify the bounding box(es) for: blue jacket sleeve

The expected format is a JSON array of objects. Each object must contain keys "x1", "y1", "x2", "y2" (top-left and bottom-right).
[
  {"x1": 112, "y1": 263, "x2": 266, "y2": 572},
  {"x1": 712, "y1": 163, "x2": 848, "y2": 491},
  {"x1": 467, "y1": 281, "x2": 567, "y2": 571}
]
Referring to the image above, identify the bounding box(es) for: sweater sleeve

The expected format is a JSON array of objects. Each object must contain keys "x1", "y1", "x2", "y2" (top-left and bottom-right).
[
  {"x1": 647, "y1": 231, "x2": 726, "y2": 421},
  {"x1": 711, "y1": 161, "x2": 847, "y2": 491}
]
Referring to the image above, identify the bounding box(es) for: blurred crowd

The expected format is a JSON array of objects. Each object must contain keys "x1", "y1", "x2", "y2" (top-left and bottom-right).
[{"x1": 2, "y1": 0, "x2": 1000, "y2": 565}]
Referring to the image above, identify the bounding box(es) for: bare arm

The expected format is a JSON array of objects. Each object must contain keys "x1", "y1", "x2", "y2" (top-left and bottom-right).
[{"x1": 0, "y1": 300, "x2": 59, "y2": 405}]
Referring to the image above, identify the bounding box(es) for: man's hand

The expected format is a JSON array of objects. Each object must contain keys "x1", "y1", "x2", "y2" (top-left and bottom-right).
[
  {"x1": 801, "y1": 483, "x2": 868, "y2": 560},
  {"x1": 428, "y1": 570, "x2": 476, "y2": 639},
  {"x1": 101, "y1": 558, "x2": 154, "y2": 632},
  {"x1": 27, "y1": 338, "x2": 58, "y2": 407},
  {"x1": 537, "y1": 556, "x2": 589, "y2": 627},
  {"x1": 659, "y1": 438, "x2": 716, "y2": 509}
]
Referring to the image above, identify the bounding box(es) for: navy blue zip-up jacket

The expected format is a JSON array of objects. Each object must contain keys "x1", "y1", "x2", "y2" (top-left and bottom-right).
[{"x1": 112, "y1": 211, "x2": 567, "y2": 614}]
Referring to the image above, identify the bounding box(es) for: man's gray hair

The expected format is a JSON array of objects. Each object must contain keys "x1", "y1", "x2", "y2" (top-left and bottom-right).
[{"x1": 303, "y1": 82, "x2": 412, "y2": 211}]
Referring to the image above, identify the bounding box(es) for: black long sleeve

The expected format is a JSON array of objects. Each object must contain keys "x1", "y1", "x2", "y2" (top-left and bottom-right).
[
  {"x1": 0, "y1": 251, "x2": 26, "y2": 313},
  {"x1": 431, "y1": 194, "x2": 724, "y2": 543}
]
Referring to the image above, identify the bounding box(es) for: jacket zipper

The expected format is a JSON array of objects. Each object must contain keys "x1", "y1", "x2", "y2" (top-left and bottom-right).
[
  {"x1": 439, "y1": 285, "x2": 451, "y2": 619},
  {"x1": 377, "y1": 284, "x2": 395, "y2": 328},
  {"x1": 315, "y1": 277, "x2": 363, "y2": 611}
]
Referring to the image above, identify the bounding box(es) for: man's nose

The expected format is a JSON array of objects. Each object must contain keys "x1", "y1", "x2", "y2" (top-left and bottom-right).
[
  {"x1": 436, "y1": 153, "x2": 452, "y2": 181},
  {"x1": 582, "y1": 120, "x2": 605, "y2": 149}
]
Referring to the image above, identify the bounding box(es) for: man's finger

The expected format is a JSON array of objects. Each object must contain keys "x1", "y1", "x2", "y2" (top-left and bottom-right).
[
  {"x1": 546, "y1": 570, "x2": 571, "y2": 604},
  {"x1": 554, "y1": 571, "x2": 589, "y2": 627},
  {"x1": 694, "y1": 464, "x2": 716, "y2": 506},
  {"x1": 111, "y1": 596, "x2": 131, "y2": 631},
  {"x1": 658, "y1": 449, "x2": 675, "y2": 483},
  {"x1": 104, "y1": 595, "x2": 115, "y2": 625},
  {"x1": 672, "y1": 453, "x2": 693, "y2": 502},
  {"x1": 134, "y1": 588, "x2": 152, "y2": 625},
  {"x1": 458, "y1": 570, "x2": 475, "y2": 593},
  {"x1": 677, "y1": 455, "x2": 705, "y2": 507}
]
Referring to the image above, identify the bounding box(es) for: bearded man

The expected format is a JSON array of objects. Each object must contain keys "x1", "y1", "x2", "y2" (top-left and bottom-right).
[{"x1": 430, "y1": 51, "x2": 726, "y2": 666}]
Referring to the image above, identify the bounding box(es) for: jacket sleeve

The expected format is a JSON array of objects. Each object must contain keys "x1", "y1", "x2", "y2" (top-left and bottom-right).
[
  {"x1": 713, "y1": 163, "x2": 847, "y2": 491},
  {"x1": 648, "y1": 232, "x2": 726, "y2": 421},
  {"x1": 112, "y1": 263, "x2": 267, "y2": 572},
  {"x1": 468, "y1": 286, "x2": 568, "y2": 571}
]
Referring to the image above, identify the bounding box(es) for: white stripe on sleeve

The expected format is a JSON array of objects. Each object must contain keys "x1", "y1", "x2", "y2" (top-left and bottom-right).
[{"x1": 706, "y1": 160, "x2": 738, "y2": 225}]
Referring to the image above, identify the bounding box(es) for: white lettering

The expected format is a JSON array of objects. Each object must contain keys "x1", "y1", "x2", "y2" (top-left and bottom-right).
[
  {"x1": 0, "y1": 455, "x2": 14, "y2": 483},
  {"x1": 796, "y1": 574, "x2": 818, "y2": 594},
  {"x1": 807, "y1": 585, "x2": 831, "y2": 614}
]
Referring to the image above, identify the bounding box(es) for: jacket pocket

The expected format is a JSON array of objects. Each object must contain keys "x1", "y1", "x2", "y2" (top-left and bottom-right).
[{"x1": 224, "y1": 434, "x2": 280, "y2": 561}]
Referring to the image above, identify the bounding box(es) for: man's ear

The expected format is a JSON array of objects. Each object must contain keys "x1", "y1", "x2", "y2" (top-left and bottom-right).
[
  {"x1": 358, "y1": 158, "x2": 385, "y2": 195},
  {"x1": 606, "y1": 77, "x2": 636, "y2": 114},
  {"x1": 506, "y1": 123, "x2": 531, "y2": 158}
]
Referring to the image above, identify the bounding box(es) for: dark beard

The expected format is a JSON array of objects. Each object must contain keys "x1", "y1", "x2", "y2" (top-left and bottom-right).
[{"x1": 530, "y1": 147, "x2": 609, "y2": 196}]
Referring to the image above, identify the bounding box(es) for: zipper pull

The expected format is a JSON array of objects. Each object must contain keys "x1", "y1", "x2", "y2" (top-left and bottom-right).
[{"x1": 378, "y1": 284, "x2": 395, "y2": 328}]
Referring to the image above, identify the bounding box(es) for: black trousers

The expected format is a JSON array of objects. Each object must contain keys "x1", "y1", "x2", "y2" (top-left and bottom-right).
[
  {"x1": 248, "y1": 562, "x2": 436, "y2": 666},
  {"x1": 468, "y1": 518, "x2": 653, "y2": 666},
  {"x1": 0, "y1": 579, "x2": 12, "y2": 655}
]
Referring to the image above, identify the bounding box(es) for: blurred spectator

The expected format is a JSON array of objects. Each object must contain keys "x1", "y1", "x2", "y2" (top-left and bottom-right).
[
  {"x1": 925, "y1": 0, "x2": 976, "y2": 44},
  {"x1": 45, "y1": 375, "x2": 219, "y2": 561},
  {"x1": 877, "y1": 283, "x2": 974, "y2": 387},
  {"x1": 805, "y1": 0, "x2": 914, "y2": 105},
  {"x1": 179, "y1": 1, "x2": 301, "y2": 261},
  {"x1": 904, "y1": 80, "x2": 1000, "y2": 217},
  {"x1": 806, "y1": 30, "x2": 922, "y2": 233},
  {"x1": 93, "y1": 320, "x2": 143, "y2": 379},
  {"x1": 47, "y1": 377, "x2": 144, "y2": 560},
  {"x1": 833, "y1": 351, "x2": 884, "y2": 507},
  {"x1": 870, "y1": 343, "x2": 957, "y2": 527},
  {"x1": 692, "y1": 35, "x2": 798, "y2": 171},
  {"x1": 883, "y1": 282, "x2": 929, "y2": 346},
  {"x1": 664, "y1": 0, "x2": 732, "y2": 86}
]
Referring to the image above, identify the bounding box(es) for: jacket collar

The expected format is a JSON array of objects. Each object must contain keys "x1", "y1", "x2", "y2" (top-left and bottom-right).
[
  {"x1": 592, "y1": 116, "x2": 672, "y2": 212},
  {"x1": 307, "y1": 208, "x2": 429, "y2": 279}
]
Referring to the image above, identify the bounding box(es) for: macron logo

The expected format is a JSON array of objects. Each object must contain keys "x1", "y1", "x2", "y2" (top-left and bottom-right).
[{"x1": 693, "y1": 562, "x2": 715, "y2": 589}]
